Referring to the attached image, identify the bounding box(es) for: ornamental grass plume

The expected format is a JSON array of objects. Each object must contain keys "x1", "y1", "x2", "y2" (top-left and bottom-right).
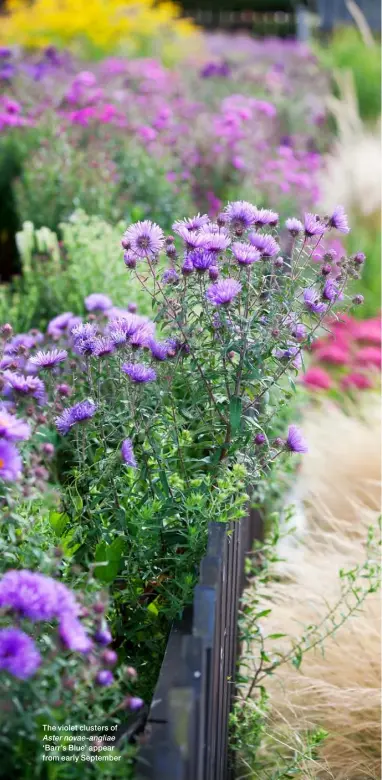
[{"x1": 242, "y1": 395, "x2": 381, "y2": 779}]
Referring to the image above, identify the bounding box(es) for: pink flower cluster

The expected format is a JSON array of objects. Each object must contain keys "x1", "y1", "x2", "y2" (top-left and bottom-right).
[{"x1": 302, "y1": 314, "x2": 381, "y2": 393}]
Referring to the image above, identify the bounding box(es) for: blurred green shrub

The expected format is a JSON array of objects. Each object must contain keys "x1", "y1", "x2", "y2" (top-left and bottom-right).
[
  {"x1": 0, "y1": 212, "x2": 152, "y2": 332},
  {"x1": 315, "y1": 27, "x2": 381, "y2": 122}
]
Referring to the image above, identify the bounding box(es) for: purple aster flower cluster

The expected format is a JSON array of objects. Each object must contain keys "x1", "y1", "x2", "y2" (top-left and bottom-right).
[
  {"x1": 0, "y1": 627, "x2": 41, "y2": 680},
  {"x1": 55, "y1": 399, "x2": 97, "y2": 435}
]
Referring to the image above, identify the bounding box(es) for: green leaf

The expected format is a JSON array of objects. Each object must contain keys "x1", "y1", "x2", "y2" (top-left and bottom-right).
[
  {"x1": 49, "y1": 511, "x2": 69, "y2": 537},
  {"x1": 229, "y1": 396, "x2": 242, "y2": 434},
  {"x1": 94, "y1": 537, "x2": 125, "y2": 583},
  {"x1": 60, "y1": 529, "x2": 81, "y2": 557}
]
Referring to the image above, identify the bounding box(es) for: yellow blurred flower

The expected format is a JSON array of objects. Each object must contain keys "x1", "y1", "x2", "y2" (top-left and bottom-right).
[{"x1": 1, "y1": 0, "x2": 200, "y2": 60}]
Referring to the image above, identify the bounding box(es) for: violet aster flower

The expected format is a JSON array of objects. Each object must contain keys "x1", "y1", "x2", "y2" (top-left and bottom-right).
[
  {"x1": 224, "y1": 201, "x2": 258, "y2": 230},
  {"x1": 285, "y1": 217, "x2": 303, "y2": 236},
  {"x1": 0, "y1": 440, "x2": 22, "y2": 481},
  {"x1": 129, "y1": 323, "x2": 155, "y2": 349},
  {"x1": 323, "y1": 278, "x2": 340, "y2": 301},
  {"x1": 231, "y1": 242, "x2": 261, "y2": 265},
  {"x1": 55, "y1": 399, "x2": 97, "y2": 435},
  {"x1": 71, "y1": 323, "x2": 97, "y2": 341},
  {"x1": 189, "y1": 248, "x2": 215, "y2": 272},
  {"x1": 59, "y1": 618, "x2": 93, "y2": 653},
  {"x1": 108, "y1": 322, "x2": 128, "y2": 347},
  {"x1": 47, "y1": 312, "x2": 74, "y2": 338},
  {"x1": 254, "y1": 208, "x2": 279, "y2": 227},
  {"x1": 181, "y1": 258, "x2": 194, "y2": 276},
  {"x1": 96, "y1": 669, "x2": 114, "y2": 686},
  {"x1": 286, "y1": 425, "x2": 308, "y2": 454},
  {"x1": 121, "y1": 438, "x2": 137, "y2": 468},
  {"x1": 249, "y1": 232, "x2": 280, "y2": 257},
  {"x1": 122, "y1": 363, "x2": 157, "y2": 383},
  {"x1": 162, "y1": 268, "x2": 180, "y2": 285},
  {"x1": 303, "y1": 212, "x2": 326, "y2": 237},
  {"x1": 4, "y1": 333, "x2": 36, "y2": 356},
  {"x1": 148, "y1": 338, "x2": 170, "y2": 361},
  {"x1": 94, "y1": 627, "x2": 112, "y2": 646},
  {"x1": 84, "y1": 293, "x2": 113, "y2": 312},
  {"x1": 303, "y1": 288, "x2": 327, "y2": 315},
  {"x1": 206, "y1": 279, "x2": 242, "y2": 306},
  {"x1": 0, "y1": 408, "x2": 30, "y2": 441},
  {"x1": 128, "y1": 696, "x2": 144, "y2": 710},
  {"x1": 291, "y1": 323, "x2": 306, "y2": 341},
  {"x1": 0, "y1": 628, "x2": 41, "y2": 680},
  {"x1": 2, "y1": 371, "x2": 46, "y2": 403},
  {"x1": 122, "y1": 220, "x2": 164, "y2": 260},
  {"x1": 0, "y1": 570, "x2": 80, "y2": 621},
  {"x1": 202, "y1": 231, "x2": 230, "y2": 254},
  {"x1": 30, "y1": 349, "x2": 67, "y2": 370},
  {"x1": 173, "y1": 214, "x2": 209, "y2": 234},
  {"x1": 93, "y1": 337, "x2": 115, "y2": 357},
  {"x1": 328, "y1": 205, "x2": 350, "y2": 234},
  {"x1": 176, "y1": 226, "x2": 209, "y2": 252}
]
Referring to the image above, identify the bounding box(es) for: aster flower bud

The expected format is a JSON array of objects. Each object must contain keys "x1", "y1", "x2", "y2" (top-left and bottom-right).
[
  {"x1": 1, "y1": 324, "x2": 13, "y2": 339},
  {"x1": 273, "y1": 437, "x2": 284, "y2": 448},
  {"x1": 254, "y1": 433, "x2": 266, "y2": 445},
  {"x1": 96, "y1": 670, "x2": 114, "y2": 687},
  {"x1": 57, "y1": 383, "x2": 72, "y2": 397},
  {"x1": 42, "y1": 442, "x2": 55, "y2": 456},
  {"x1": 321, "y1": 264, "x2": 331, "y2": 275},
  {"x1": 274, "y1": 256, "x2": 283, "y2": 268},
  {"x1": 121, "y1": 238, "x2": 131, "y2": 250},
  {"x1": 209, "y1": 266, "x2": 219, "y2": 281},
  {"x1": 125, "y1": 666, "x2": 138, "y2": 680},
  {"x1": 101, "y1": 649, "x2": 118, "y2": 666},
  {"x1": 352, "y1": 294, "x2": 364, "y2": 305},
  {"x1": 124, "y1": 252, "x2": 137, "y2": 269},
  {"x1": 271, "y1": 329, "x2": 279, "y2": 337},
  {"x1": 353, "y1": 252, "x2": 366, "y2": 265},
  {"x1": 93, "y1": 602, "x2": 105, "y2": 615},
  {"x1": 165, "y1": 236, "x2": 175, "y2": 245},
  {"x1": 166, "y1": 244, "x2": 177, "y2": 258},
  {"x1": 127, "y1": 303, "x2": 137, "y2": 313}
]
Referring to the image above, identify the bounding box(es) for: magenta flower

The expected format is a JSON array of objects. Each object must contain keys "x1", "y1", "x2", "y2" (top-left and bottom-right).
[
  {"x1": 122, "y1": 220, "x2": 164, "y2": 259},
  {"x1": 302, "y1": 367, "x2": 332, "y2": 390},
  {"x1": 286, "y1": 425, "x2": 308, "y2": 453},
  {"x1": 84, "y1": 293, "x2": 113, "y2": 312},
  {"x1": 231, "y1": 242, "x2": 261, "y2": 265},
  {"x1": 176, "y1": 226, "x2": 209, "y2": 252},
  {"x1": 55, "y1": 400, "x2": 97, "y2": 435},
  {"x1": 202, "y1": 231, "x2": 231, "y2": 254},
  {"x1": 122, "y1": 363, "x2": 157, "y2": 383},
  {"x1": 0, "y1": 440, "x2": 22, "y2": 481},
  {"x1": 206, "y1": 279, "x2": 242, "y2": 306},
  {"x1": 121, "y1": 438, "x2": 137, "y2": 468},
  {"x1": 0, "y1": 408, "x2": 30, "y2": 442},
  {"x1": 0, "y1": 628, "x2": 41, "y2": 680},
  {"x1": 328, "y1": 205, "x2": 350, "y2": 234},
  {"x1": 303, "y1": 288, "x2": 327, "y2": 315},
  {"x1": 30, "y1": 349, "x2": 67, "y2": 370}
]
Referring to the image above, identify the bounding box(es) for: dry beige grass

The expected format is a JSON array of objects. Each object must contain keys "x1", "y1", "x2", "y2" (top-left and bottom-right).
[{"x1": 244, "y1": 396, "x2": 381, "y2": 779}]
